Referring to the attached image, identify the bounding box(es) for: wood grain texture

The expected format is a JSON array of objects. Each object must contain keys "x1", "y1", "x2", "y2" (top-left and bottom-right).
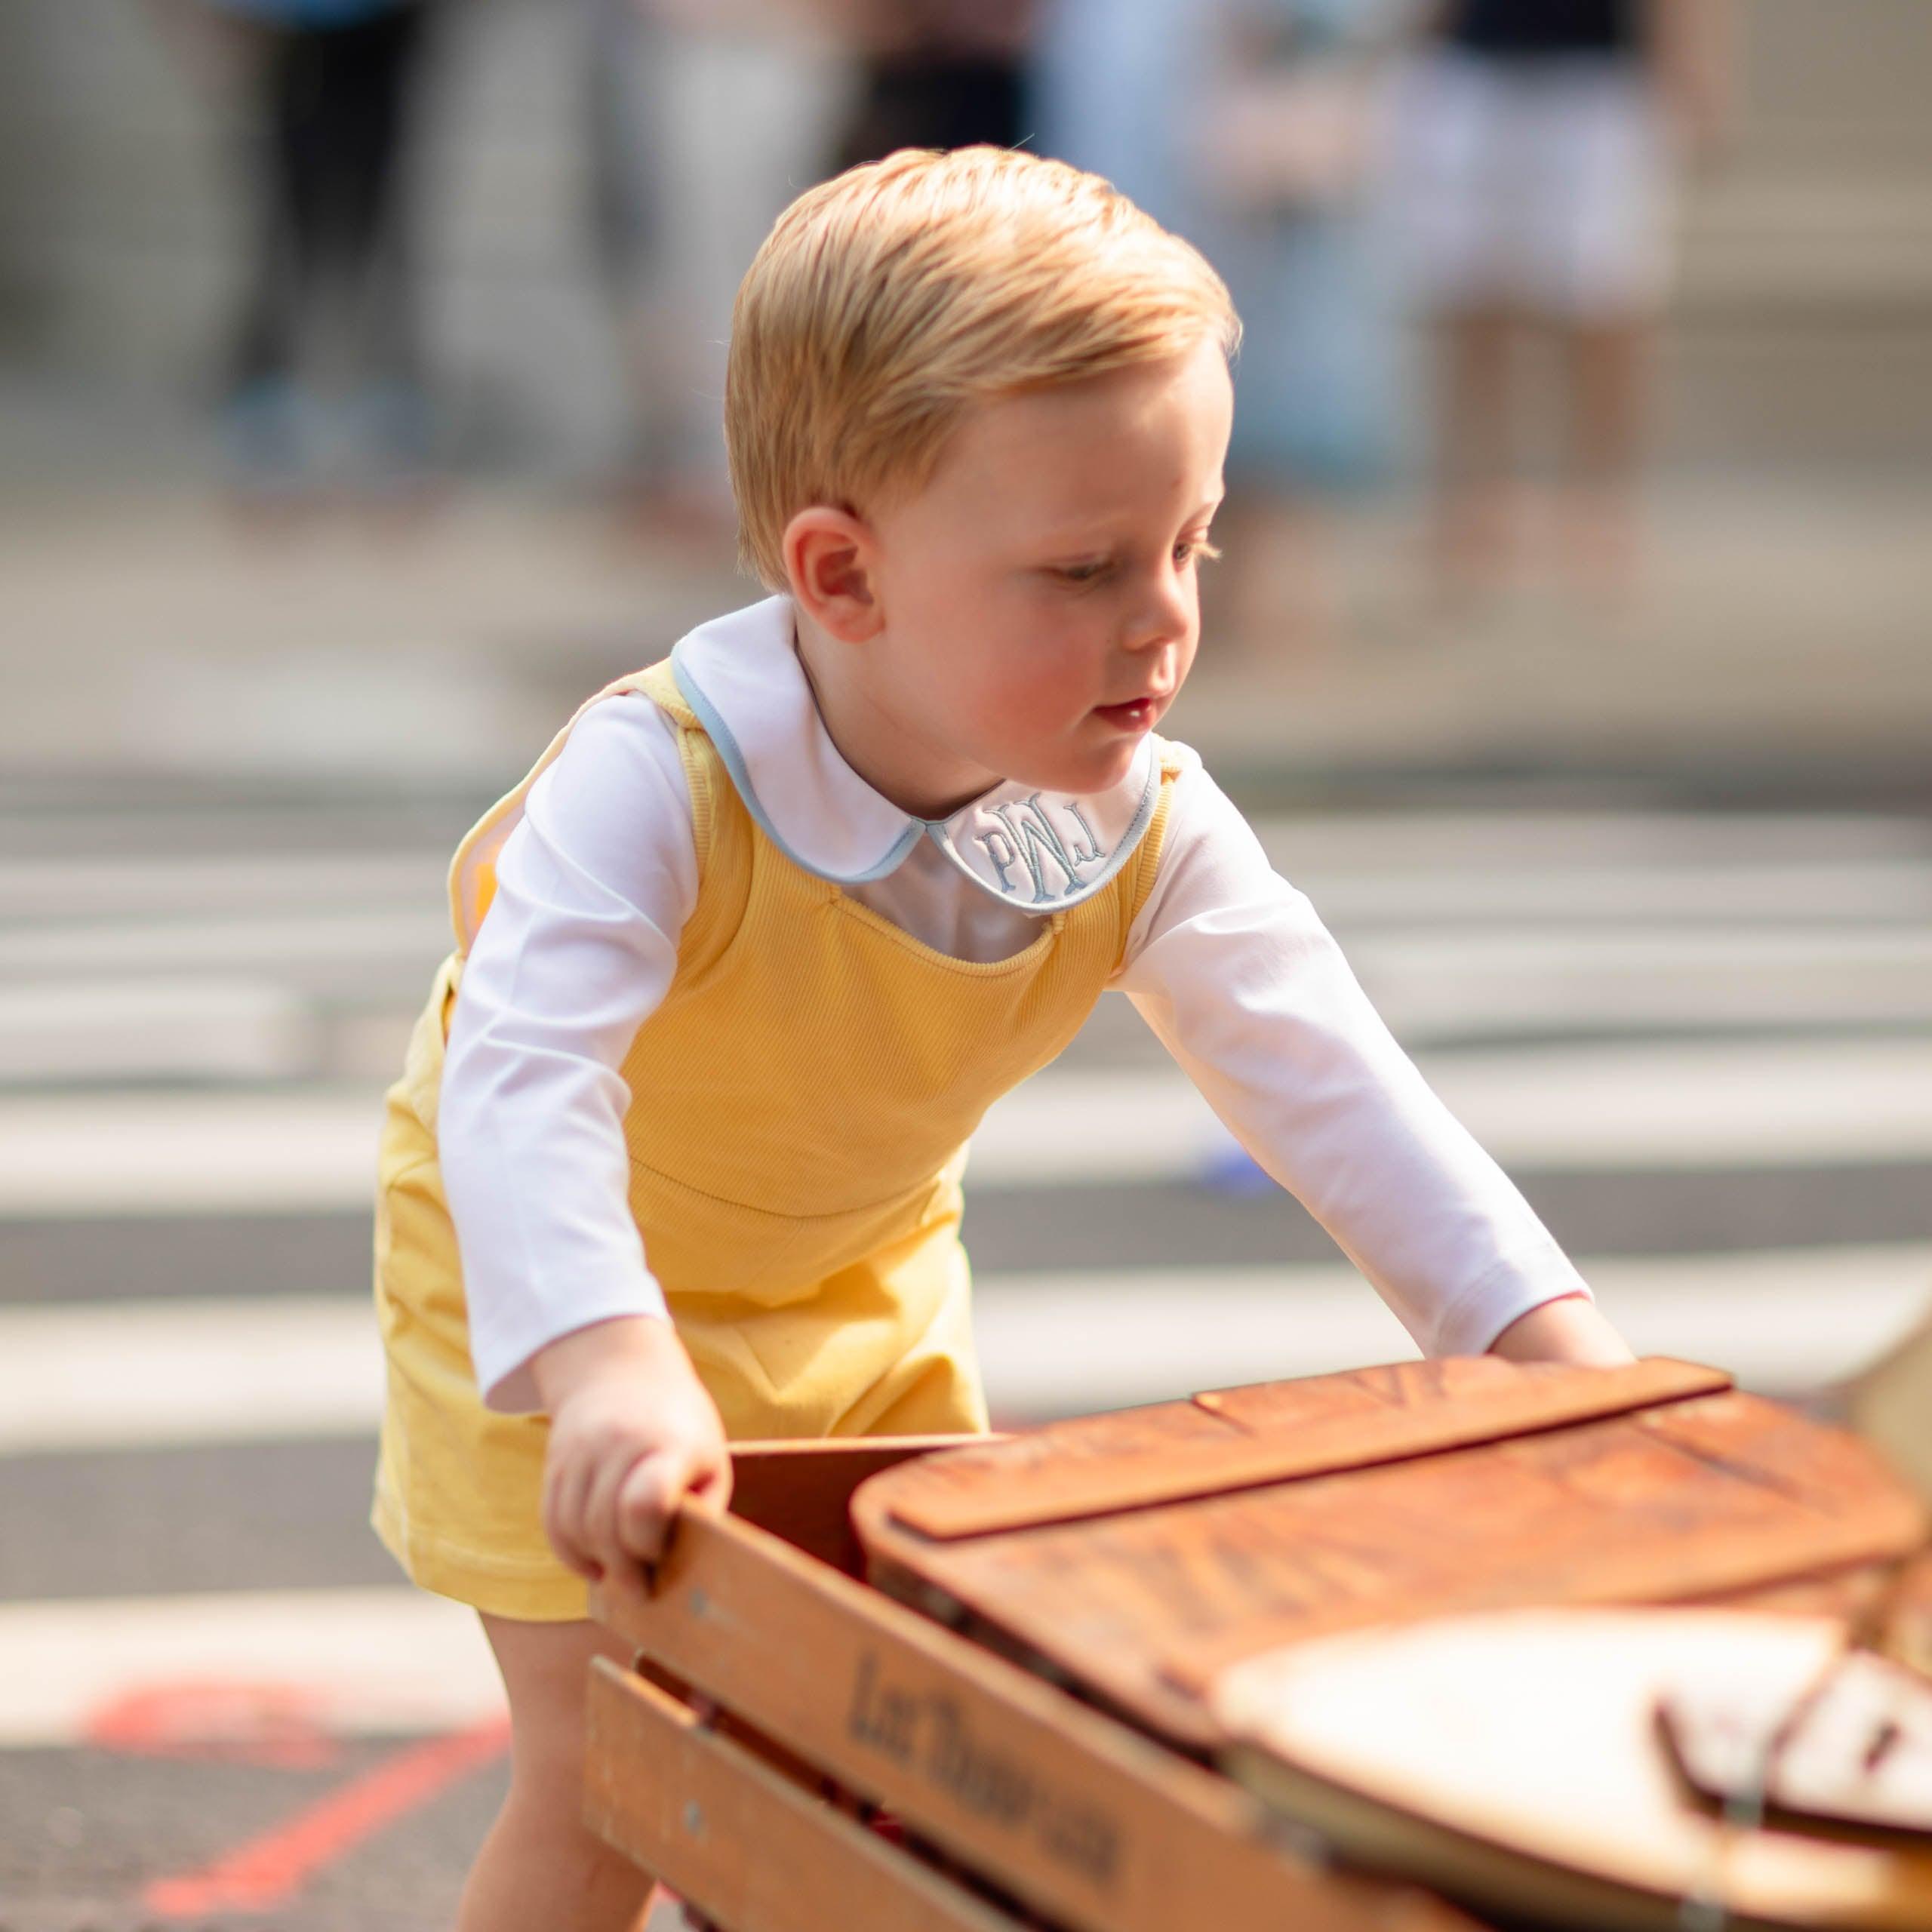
[
  {"x1": 583, "y1": 1659, "x2": 1021, "y2": 1932},
  {"x1": 590, "y1": 1515, "x2": 1468, "y2": 1932},
  {"x1": 885, "y1": 1358, "x2": 1731, "y2": 1540},
  {"x1": 854, "y1": 1372, "x2": 1928, "y2": 1750}
]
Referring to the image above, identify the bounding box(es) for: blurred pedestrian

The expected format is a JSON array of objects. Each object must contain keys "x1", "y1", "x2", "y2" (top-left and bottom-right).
[
  {"x1": 577, "y1": 0, "x2": 710, "y2": 533},
  {"x1": 581, "y1": 0, "x2": 849, "y2": 544},
  {"x1": 1390, "y1": 0, "x2": 1734, "y2": 604},
  {"x1": 828, "y1": 0, "x2": 1035, "y2": 168},
  {"x1": 202, "y1": 0, "x2": 441, "y2": 506},
  {"x1": 1037, "y1": 0, "x2": 1407, "y2": 654}
]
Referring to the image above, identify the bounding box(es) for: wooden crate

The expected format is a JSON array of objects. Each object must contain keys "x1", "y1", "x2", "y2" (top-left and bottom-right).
[
  {"x1": 586, "y1": 1436, "x2": 1464, "y2": 1932},
  {"x1": 584, "y1": 1361, "x2": 1929, "y2": 1932}
]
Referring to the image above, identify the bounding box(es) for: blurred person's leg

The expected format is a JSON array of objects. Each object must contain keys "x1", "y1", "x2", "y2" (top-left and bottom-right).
[
  {"x1": 1531, "y1": 57, "x2": 1673, "y2": 602},
  {"x1": 1213, "y1": 209, "x2": 1404, "y2": 658},
  {"x1": 1387, "y1": 45, "x2": 1527, "y2": 604},
  {"x1": 1561, "y1": 315, "x2": 1653, "y2": 599},
  {"x1": 581, "y1": 0, "x2": 725, "y2": 542},
  {"x1": 314, "y1": 4, "x2": 437, "y2": 487},
  {"x1": 458, "y1": 1614, "x2": 660, "y2": 1932},
  {"x1": 1433, "y1": 304, "x2": 1521, "y2": 601},
  {"x1": 224, "y1": 20, "x2": 325, "y2": 494}
]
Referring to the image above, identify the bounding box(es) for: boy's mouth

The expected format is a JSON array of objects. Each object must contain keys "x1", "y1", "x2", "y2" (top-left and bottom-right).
[{"x1": 1092, "y1": 694, "x2": 1167, "y2": 732}]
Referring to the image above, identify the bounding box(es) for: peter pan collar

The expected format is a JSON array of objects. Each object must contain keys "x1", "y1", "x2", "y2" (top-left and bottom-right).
[{"x1": 669, "y1": 596, "x2": 1161, "y2": 913}]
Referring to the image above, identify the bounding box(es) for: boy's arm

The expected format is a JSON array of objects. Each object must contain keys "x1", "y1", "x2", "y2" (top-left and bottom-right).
[
  {"x1": 1114, "y1": 768, "x2": 1633, "y2": 1367},
  {"x1": 438, "y1": 694, "x2": 697, "y2": 1414}
]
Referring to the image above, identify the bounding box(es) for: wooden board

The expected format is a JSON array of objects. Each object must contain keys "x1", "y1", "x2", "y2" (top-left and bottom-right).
[
  {"x1": 853, "y1": 1362, "x2": 1928, "y2": 1750},
  {"x1": 584, "y1": 1657, "x2": 1021, "y2": 1932},
  {"x1": 889, "y1": 1358, "x2": 1729, "y2": 1540},
  {"x1": 1211, "y1": 1609, "x2": 1932, "y2": 1931},
  {"x1": 592, "y1": 1513, "x2": 1472, "y2": 1932},
  {"x1": 728, "y1": 1436, "x2": 984, "y2": 1575}
]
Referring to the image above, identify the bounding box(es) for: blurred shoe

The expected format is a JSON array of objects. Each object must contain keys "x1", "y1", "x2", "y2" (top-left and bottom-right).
[
  {"x1": 219, "y1": 376, "x2": 317, "y2": 508},
  {"x1": 346, "y1": 379, "x2": 435, "y2": 490}
]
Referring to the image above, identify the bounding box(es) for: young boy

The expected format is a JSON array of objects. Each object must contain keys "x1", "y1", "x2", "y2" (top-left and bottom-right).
[{"x1": 371, "y1": 146, "x2": 1632, "y2": 1931}]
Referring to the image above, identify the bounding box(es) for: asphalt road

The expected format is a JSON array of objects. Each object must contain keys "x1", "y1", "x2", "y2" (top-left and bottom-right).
[{"x1": 4, "y1": 771, "x2": 1929, "y2": 1932}]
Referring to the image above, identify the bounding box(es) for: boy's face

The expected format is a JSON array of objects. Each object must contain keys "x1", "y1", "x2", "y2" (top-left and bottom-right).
[{"x1": 857, "y1": 335, "x2": 1232, "y2": 815}]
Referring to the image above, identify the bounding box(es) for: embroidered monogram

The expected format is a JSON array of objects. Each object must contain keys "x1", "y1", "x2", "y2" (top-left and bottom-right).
[{"x1": 977, "y1": 795, "x2": 1105, "y2": 904}]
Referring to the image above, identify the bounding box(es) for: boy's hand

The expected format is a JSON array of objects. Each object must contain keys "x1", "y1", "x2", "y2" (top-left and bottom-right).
[
  {"x1": 1487, "y1": 1294, "x2": 1636, "y2": 1367},
  {"x1": 531, "y1": 1315, "x2": 732, "y2": 1586}
]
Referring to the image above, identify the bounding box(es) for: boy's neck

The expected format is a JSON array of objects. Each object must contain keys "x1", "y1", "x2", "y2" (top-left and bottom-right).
[{"x1": 790, "y1": 608, "x2": 1000, "y2": 823}]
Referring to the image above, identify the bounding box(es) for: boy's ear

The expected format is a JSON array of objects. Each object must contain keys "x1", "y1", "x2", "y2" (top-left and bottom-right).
[{"x1": 783, "y1": 506, "x2": 884, "y2": 643}]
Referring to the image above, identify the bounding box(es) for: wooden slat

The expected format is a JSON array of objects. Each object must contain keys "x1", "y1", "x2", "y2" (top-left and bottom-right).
[
  {"x1": 859, "y1": 1389, "x2": 1928, "y2": 1747},
  {"x1": 591, "y1": 1515, "x2": 1466, "y2": 1932},
  {"x1": 885, "y1": 1358, "x2": 1731, "y2": 1540},
  {"x1": 729, "y1": 1436, "x2": 980, "y2": 1575},
  {"x1": 584, "y1": 1660, "x2": 1020, "y2": 1932}
]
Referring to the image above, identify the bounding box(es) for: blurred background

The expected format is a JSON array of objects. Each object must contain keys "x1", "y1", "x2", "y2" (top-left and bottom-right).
[{"x1": 2, "y1": 2, "x2": 1929, "y2": 1926}]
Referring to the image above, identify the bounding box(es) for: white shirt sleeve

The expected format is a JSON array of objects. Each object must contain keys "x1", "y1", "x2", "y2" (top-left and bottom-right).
[
  {"x1": 438, "y1": 694, "x2": 699, "y2": 1414},
  {"x1": 1112, "y1": 768, "x2": 1592, "y2": 1356}
]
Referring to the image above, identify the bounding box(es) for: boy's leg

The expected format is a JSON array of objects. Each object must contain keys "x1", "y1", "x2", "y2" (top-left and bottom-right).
[{"x1": 459, "y1": 1613, "x2": 662, "y2": 1932}]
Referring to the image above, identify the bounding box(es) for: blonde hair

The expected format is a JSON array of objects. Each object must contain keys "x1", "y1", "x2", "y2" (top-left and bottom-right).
[{"x1": 725, "y1": 146, "x2": 1240, "y2": 587}]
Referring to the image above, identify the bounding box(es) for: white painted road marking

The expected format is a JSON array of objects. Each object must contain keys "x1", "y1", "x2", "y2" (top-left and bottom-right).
[
  {"x1": 969, "y1": 1038, "x2": 1932, "y2": 1182},
  {"x1": 0, "y1": 1296, "x2": 385, "y2": 1454},
  {"x1": 0, "y1": 1589, "x2": 504, "y2": 1750},
  {"x1": 2, "y1": 1246, "x2": 1926, "y2": 1457},
  {"x1": 4, "y1": 1036, "x2": 1930, "y2": 1220}
]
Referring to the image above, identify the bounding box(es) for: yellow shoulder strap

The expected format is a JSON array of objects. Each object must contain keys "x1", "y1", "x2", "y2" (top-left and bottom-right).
[
  {"x1": 447, "y1": 658, "x2": 707, "y2": 952},
  {"x1": 1118, "y1": 740, "x2": 1193, "y2": 951}
]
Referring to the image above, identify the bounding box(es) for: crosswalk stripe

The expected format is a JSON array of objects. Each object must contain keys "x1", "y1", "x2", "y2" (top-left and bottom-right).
[
  {"x1": 0, "y1": 979, "x2": 319, "y2": 1084},
  {"x1": 0, "y1": 852, "x2": 448, "y2": 919},
  {"x1": 1290, "y1": 861, "x2": 1932, "y2": 926},
  {"x1": 3, "y1": 1245, "x2": 1926, "y2": 1458},
  {"x1": 1346, "y1": 927, "x2": 1932, "y2": 1039},
  {"x1": 0, "y1": 906, "x2": 449, "y2": 976},
  {"x1": 974, "y1": 1247, "x2": 1932, "y2": 1416},
  {"x1": 0, "y1": 1296, "x2": 383, "y2": 1454},
  {"x1": 1247, "y1": 812, "x2": 1932, "y2": 872},
  {"x1": 5, "y1": 849, "x2": 1927, "y2": 926},
  {"x1": 0, "y1": 1091, "x2": 385, "y2": 1218},
  {"x1": 967, "y1": 1039, "x2": 1932, "y2": 1181},
  {"x1": 0, "y1": 1589, "x2": 503, "y2": 1750},
  {"x1": 5, "y1": 1035, "x2": 1924, "y2": 1220}
]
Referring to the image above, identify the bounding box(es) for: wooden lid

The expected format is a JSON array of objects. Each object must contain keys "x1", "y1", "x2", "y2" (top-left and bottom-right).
[{"x1": 852, "y1": 1359, "x2": 1927, "y2": 1752}]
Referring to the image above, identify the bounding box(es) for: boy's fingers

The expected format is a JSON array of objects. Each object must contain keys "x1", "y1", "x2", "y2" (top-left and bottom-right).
[
  {"x1": 580, "y1": 1444, "x2": 645, "y2": 1582},
  {"x1": 614, "y1": 1452, "x2": 696, "y2": 1564},
  {"x1": 541, "y1": 1453, "x2": 600, "y2": 1581}
]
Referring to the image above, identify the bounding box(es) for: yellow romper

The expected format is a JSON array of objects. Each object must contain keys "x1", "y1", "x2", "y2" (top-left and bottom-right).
[{"x1": 372, "y1": 660, "x2": 1185, "y2": 1620}]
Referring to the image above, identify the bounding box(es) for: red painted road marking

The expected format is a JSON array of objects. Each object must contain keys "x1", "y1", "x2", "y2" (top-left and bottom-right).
[
  {"x1": 142, "y1": 1716, "x2": 512, "y2": 1919},
  {"x1": 87, "y1": 1680, "x2": 342, "y2": 1770}
]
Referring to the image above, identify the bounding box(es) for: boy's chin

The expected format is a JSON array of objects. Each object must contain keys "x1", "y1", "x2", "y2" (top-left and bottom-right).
[{"x1": 1007, "y1": 740, "x2": 1141, "y2": 799}]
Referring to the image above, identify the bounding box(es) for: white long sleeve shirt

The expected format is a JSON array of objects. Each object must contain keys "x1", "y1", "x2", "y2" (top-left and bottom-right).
[{"x1": 441, "y1": 597, "x2": 1590, "y2": 1411}]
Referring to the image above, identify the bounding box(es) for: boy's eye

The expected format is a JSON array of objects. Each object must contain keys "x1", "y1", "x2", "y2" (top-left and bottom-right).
[
  {"x1": 1176, "y1": 533, "x2": 1223, "y2": 567},
  {"x1": 1051, "y1": 558, "x2": 1112, "y2": 585}
]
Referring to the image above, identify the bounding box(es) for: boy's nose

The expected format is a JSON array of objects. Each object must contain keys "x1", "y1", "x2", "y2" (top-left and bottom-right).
[{"x1": 1125, "y1": 565, "x2": 1194, "y2": 653}]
